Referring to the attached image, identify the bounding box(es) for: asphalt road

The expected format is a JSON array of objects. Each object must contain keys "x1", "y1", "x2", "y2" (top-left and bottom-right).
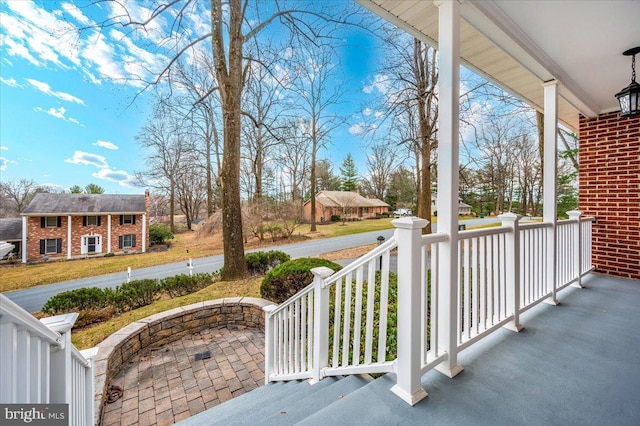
[{"x1": 3, "y1": 217, "x2": 500, "y2": 313}]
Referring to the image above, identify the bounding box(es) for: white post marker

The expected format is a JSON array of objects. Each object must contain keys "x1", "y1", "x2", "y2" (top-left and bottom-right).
[
  {"x1": 188, "y1": 258, "x2": 194, "y2": 276},
  {"x1": 127, "y1": 267, "x2": 131, "y2": 283}
]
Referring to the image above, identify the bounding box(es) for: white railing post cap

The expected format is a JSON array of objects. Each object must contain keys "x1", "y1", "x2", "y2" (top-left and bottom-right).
[
  {"x1": 311, "y1": 266, "x2": 336, "y2": 279},
  {"x1": 262, "y1": 304, "x2": 278, "y2": 314},
  {"x1": 566, "y1": 210, "x2": 583, "y2": 220},
  {"x1": 40, "y1": 312, "x2": 79, "y2": 333},
  {"x1": 498, "y1": 212, "x2": 522, "y2": 223},
  {"x1": 391, "y1": 216, "x2": 429, "y2": 230}
]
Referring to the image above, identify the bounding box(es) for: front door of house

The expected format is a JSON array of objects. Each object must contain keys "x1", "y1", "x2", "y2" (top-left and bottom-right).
[
  {"x1": 87, "y1": 237, "x2": 96, "y2": 253},
  {"x1": 81, "y1": 235, "x2": 102, "y2": 255}
]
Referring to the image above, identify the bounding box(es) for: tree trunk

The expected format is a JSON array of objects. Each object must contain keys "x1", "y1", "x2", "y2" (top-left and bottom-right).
[
  {"x1": 169, "y1": 178, "x2": 175, "y2": 233},
  {"x1": 212, "y1": 0, "x2": 246, "y2": 279}
]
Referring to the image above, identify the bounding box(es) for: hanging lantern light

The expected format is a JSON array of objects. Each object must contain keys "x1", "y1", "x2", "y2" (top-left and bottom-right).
[{"x1": 615, "y1": 46, "x2": 640, "y2": 117}]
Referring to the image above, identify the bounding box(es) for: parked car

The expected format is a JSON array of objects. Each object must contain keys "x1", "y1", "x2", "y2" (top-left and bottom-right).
[{"x1": 393, "y1": 209, "x2": 412, "y2": 217}]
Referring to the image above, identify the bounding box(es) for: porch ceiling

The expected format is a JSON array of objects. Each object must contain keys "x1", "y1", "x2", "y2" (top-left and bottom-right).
[{"x1": 358, "y1": 0, "x2": 640, "y2": 131}]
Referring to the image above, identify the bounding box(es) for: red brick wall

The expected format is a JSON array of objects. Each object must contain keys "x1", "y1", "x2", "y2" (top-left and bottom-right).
[
  {"x1": 26, "y1": 216, "x2": 68, "y2": 261},
  {"x1": 579, "y1": 112, "x2": 640, "y2": 280}
]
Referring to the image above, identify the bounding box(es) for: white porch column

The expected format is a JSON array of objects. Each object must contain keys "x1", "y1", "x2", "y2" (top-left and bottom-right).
[
  {"x1": 142, "y1": 213, "x2": 147, "y2": 253},
  {"x1": 391, "y1": 217, "x2": 428, "y2": 405},
  {"x1": 21, "y1": 215, "x2": 27, "y2": 263},
  {"x1": 434, "y1": 0, "x2": 463, "y2": 379},
  {"x1": 67, "y1": 215, "x2": 72, "y2": 260},
  {"x1": 107, "y1": 214, "x2": 112, "y2": 254},
  {"x1": 543, "y1": 81, "x2": 559, "y2": 305}
]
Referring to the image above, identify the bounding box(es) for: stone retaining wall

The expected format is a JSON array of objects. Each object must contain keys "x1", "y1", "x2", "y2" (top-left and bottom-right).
[{"x1": 92, "y1": 297, "x2": 272, "y2": 425}]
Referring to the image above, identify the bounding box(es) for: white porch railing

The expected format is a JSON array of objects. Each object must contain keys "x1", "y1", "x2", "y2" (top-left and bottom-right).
[
  {"x1": 263, "y1": 211, "x2": 594, "y2": 405},
  {"x1": 0, "y1": 294, "x2": 96, "y2": 426}
]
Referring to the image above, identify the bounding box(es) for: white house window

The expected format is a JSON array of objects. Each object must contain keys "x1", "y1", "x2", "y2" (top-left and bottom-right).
[
  {"x1": 86, "y1": 216, "x2": 98, "y2": 226},
  {"x1": 39, "y1": 238, "x2": 61, "y2": 254},
  {"x1": 45, "y1": 216, "x2": 58, "y2": 227},
  {"x1": 119, "y1": 234, "x2": 136, "y2": 249},
  {"x1": 46, "y1": 239, "x2": 57, "y2": 253},
  {"x1": 121, "y1": 215, "x2": 134, "y2": 225}
]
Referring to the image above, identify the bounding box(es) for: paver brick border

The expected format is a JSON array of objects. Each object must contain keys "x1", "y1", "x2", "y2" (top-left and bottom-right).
[{"x1": 92, "y1": 297, "x2": 272, "y2": 425}]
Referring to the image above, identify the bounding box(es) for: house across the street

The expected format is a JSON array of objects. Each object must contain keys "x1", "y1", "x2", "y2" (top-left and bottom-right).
[
  {"x1": 17, "y1": 192, "x2": 150, "y2": 263},
  {"x1": 303, "y1": 190, "x2": 389, "y2": 223}
]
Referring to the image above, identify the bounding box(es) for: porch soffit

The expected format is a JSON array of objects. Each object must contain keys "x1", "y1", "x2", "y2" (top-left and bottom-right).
[{"x1": 358, "y1": 0, "x2": 640, "y2": 132}]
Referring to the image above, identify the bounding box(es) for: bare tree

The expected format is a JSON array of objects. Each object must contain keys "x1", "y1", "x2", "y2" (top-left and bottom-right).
[
  {"x1": 135, "y1": 105, "x2": 188, "y2": 233},
  {"x1": 0, "y1": 179, "x2": 39, "y2": 216},
  {"x1": 276, "y1": 119, "x2": 311, "y2": 202},
  {"x1": 288, "y1": 41, "x2": 345, "y2": 232},
  {"x1": 363, "y1": 143, "x2": 397, "y2": 200}
]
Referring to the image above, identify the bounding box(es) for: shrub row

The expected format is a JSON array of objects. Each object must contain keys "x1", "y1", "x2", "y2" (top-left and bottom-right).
[{"x1": 42, "y1": 273, "x2": 214, "y2": 316}]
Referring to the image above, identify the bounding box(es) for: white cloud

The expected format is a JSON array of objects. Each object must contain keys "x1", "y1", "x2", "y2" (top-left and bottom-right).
[
  {"x1": 27, "y1": 79, "x2": 85, "y2": 105},
  {"x1": 363, "y1": 108, "x2": 372, "y2": 116},
  {"x1": 34, "y1": 106, "x2": 83, "y2": 126},
  {"x1": 0, "y1": 77, "x2": 21, "y2": 87},
  {"x1": 374, "y1": 111, "x2": 384, "y2": 119},
  {"x1": 61, "y1": 2, "x2": 91, "y2": 25},
  {"x1": 0, "y1": 156, "x2": 16, "y2": 171},
  {"x1": 349, "y1": 122, "x2": 378, "y2": 136},
  {"x1": 92, "y1": 168, "x2": 135, "y2": 187},
  {"x1": 93, "y1": 140, "x2": 119, "y2": 150},
  {"x1": 0, "y1": 146, "x2": 8, "y2": 151},
  {"x1": 363, "y1": 74, "x2": 391, "y2": 95},
  {"x1": 65, "y1": 151, "x2": 108, "y2": 168}
]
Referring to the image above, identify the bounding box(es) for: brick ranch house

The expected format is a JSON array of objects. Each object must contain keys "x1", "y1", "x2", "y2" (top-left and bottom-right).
[
  {"x1": 19, "y1": 192, "x2": 150, "y2": 263},
  {"x1": 303, "y1": 190, "x2": 390, "y2": 223}
]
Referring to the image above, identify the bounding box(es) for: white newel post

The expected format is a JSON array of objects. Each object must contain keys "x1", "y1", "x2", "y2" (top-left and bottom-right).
[
  {"x1": 543, "y1": 81, "x2": 560, "y2": 305},
  {"x1": 567, "y1": 210, "x2": 584, "y2": 288},
  {"x1": 499, "y1": 213, "x2": 523, "y2": 332},
  {"x1": 262, "y1": 305, "x2": 277, "y2": 384},
  {"x1": 42, "y1": 313, "x2": 78, "y2": 405},
  {"x1": 391, "y1": 217, "x2": 428, "y2": 405},
  {"x1": 310, "y1": 267, "x2": 333, "y2": 384}
]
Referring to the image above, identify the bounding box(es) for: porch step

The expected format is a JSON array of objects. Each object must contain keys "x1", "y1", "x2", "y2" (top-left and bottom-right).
[{"x1": 177, "y1": 375, "x2": 374, "y2": 426}]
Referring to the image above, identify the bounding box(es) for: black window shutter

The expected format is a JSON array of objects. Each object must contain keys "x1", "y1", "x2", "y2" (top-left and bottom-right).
[
  {"x1": 132, "y1": 235, "x2": 136, "y2": 247},
  {"x1": 98, "y1": 216, "x2": 102, "y2": 226},
  {"x1": 40, "y1": 240, "x2": 45, "y2": 254},
  {"x1": 133, "y1": 215, "x2": 136, "y2": 225},
  {"x1": 41, "y1": 217, "x2": 45, "y2": 228},
  {"x1": 56, "y1": 239, "x2": 62, "y2": 253},
  {"x1": 120, "y1": 215, "x2": 124, "y2": 225},
  {"x1": 119, "y1": 236, "x2": 123, "y2": 249},
  {"x1": 57, "y1": 216, "x2": 62, "y2": 227},
  {"x1": 83, "y1": 216, "x2": 87, "y2": 226}
]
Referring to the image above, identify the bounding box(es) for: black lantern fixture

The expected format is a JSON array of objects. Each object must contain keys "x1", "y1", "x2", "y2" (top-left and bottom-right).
[{"x1": 615, "y1": 46, "x2": 640, "y2": 117}]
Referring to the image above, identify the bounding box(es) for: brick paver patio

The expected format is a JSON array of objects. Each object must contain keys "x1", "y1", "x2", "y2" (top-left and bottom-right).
[{"x1": 101, "y1": 327, "x2": 265, "y2": 426}]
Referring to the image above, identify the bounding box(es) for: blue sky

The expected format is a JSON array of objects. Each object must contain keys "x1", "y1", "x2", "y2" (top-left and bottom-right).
[{"x1": 1, "y1": 0, "x2": 389, "y2": 195}]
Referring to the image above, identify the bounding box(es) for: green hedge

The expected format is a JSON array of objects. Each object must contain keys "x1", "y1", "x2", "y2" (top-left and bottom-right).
[
  {"x1": 245, "y1": 250, "x2": 290, "y2": 275},
  {"x1": 42, "y1": 273, "x2": 213, "y2": 316},
  {"x1": 260, "y1": 258, "x2": 342, "y2": 304}
]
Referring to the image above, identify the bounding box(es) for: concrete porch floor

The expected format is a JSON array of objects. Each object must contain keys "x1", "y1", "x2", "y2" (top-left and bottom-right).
[{"x1": 299, "y1": 273, "x2": 640, "y2": 425}]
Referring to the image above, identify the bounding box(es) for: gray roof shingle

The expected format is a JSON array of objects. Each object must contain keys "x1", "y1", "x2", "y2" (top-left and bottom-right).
[
  {"x1": 22, "y1": 193, "x2": 146, "y2": 215},
  {"x1": 0, "y1": 218, "x2": 22, "y2": 241}
]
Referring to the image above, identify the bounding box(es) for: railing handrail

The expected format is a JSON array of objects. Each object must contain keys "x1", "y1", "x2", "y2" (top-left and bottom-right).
[
  {"x1": 420, "y1": 232, "x2": 449, "y2": 245},
  {"x1": 70, "y1": 345, "x2": 90, "y2": 368},
  {"x1": 458, "y1": 225, "x2": 511, "y2": 239},
  {"x1": 264, "y1": 284, "x2": 315, "y2": 317},
  {"x1": 323, "y1": 235, "x2": 398, "y2": 287},
  {"x1": 0, "y1": 294, "x2": 60, "y2": 345},
  {"x1": 519, "y1": 221, "x2": 553, "y2": 230}
]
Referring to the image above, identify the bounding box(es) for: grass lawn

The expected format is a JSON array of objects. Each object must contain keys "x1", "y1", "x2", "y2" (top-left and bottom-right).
[{"x1": 0, "y1": 218, "x2": 397, "y2": 292}]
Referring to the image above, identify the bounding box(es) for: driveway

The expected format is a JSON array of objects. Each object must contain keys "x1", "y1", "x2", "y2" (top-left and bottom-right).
[{"x1": 3, "y1": 218, "x2": 501, "y2": 313}]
